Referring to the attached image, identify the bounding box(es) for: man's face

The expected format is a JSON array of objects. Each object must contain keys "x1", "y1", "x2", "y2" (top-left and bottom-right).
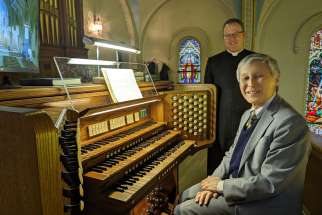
[
  {"x1": 223, "y1": 23, "x2": 244, "y2": 53},
  {"x1": 239, "y1": 61, "x2": 278, "y2": 108}
]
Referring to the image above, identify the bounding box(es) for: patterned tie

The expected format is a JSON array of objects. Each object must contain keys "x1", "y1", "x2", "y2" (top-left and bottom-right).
[{"x1": 245, "y1": 110, "x2": 257, "y2": 129}]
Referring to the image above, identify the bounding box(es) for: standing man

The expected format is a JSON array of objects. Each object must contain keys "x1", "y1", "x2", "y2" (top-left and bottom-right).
[
  {"x1": 205, "y1": 18, "x2": 254, "y2": 174},
  {"x1": 174, "y1": 53, "x2": 311, "y2": 215}
]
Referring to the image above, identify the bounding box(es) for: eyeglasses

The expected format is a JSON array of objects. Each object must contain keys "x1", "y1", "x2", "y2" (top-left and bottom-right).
[{"x1": 223, "y1": 31, "x2": 244, "y2": 39}]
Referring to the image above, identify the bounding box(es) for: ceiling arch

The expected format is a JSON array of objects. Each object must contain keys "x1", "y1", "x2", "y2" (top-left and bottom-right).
[
  {"x1": 293, "y1": 12, "x2": 322, "y2": 54},
  {"x1": 254, "y1": 0, "x2": 281, "y2": 50},
  {"x1": 140, "y1": 0, "x2": 235, "y2": 50},
  {"x1": 120, "y1": 0, "x2": 137, "y2": 47}
]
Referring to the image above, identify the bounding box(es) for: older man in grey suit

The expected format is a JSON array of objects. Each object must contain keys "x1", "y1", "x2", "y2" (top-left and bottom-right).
[{"x1": 174, "y1": 53, "x2": 311, "y2": 215}]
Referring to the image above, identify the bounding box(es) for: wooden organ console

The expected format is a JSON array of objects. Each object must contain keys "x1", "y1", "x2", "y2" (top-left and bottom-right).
[{"x1": 0, "y1": 83, "x2": 216, "y2": 215}]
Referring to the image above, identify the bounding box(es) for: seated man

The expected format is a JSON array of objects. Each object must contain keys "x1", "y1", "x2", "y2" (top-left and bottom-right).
[{"x1": 174, "y1": 53, "x2": 311, "y2": 215}]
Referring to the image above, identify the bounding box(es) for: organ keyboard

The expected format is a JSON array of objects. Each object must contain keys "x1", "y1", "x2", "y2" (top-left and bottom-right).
[
  {"x1": 103, "y1": 140, "x2": 194, "y2": 214},
  {"x1": 74, "y1": 95, "x2": 196, "y2": 214},
  {"x1": 0, "y1": 83, "x2": 216, "y2": 215}
]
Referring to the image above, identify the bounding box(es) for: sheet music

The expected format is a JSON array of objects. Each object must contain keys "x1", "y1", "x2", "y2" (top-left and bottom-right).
[{"x1": 101, "y1": 68, "x2": 143, "y2": 102}]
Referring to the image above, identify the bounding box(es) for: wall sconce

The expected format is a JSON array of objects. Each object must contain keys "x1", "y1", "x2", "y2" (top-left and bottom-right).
[{"x1": 89, "y1": 15, "x2": 103, "y2": 34}]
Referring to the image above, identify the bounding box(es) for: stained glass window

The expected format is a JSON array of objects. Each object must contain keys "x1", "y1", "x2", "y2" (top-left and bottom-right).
[
  {"x1": 305, "y1": 29, "x2": 322, "y2": 136},
  {"x1": 177, "y1": 38, "x2": 201, "y2": 83}
]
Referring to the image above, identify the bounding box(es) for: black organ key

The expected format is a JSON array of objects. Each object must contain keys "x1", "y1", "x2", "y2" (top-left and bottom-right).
[
  {"x1": 91, "y1": 168, "x2": 104, "y2": 173},
  {"x1": 100, "y1": 163, "x2": 113, "y2": 168},
  {"x1": 127, "y1": 178, "x2": 136, "y2": 183},
  {"x1": 116, "y1": 184, "x2": 128, "y2": 189},
  {"x1": 107, "y1": 137, "x2": 120, "y2": 142},
  {"x1": 115, "y1": 133, "x2": 127, "y2": 138},
  {"x1": 113, "y1": 187, "x2": 125, "y2": 192},
  {"x1": 95, "y1": 141, "x2": 109, "y2": 146},
  {"x1": 109, "y1": 159, "x2": 120, "y2": 163},
  {"x1": 104, "y1": 161, "x2": 116, "y2": 165},
  {"x1": 81, "y1": 149, "x2": 88, "y2": 154}
]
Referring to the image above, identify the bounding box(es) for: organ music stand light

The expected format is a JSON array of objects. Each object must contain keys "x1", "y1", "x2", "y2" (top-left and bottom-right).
[{"x1": 83, "y1": 36, "x2": 141, "y2": 78}]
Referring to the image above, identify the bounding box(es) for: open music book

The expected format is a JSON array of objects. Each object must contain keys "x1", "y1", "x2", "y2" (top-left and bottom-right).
[{"x1": 101, "y1": 68, "x2": 143, "y2": 103}]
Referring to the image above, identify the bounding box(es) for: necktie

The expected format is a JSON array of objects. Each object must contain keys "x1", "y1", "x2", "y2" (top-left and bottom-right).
[
  {"x1": 245, "y1": 110, "x2": 257, "y2": 129},
  {"x1": 229, "y1": 111, "x2": 257, "y2": 177}
]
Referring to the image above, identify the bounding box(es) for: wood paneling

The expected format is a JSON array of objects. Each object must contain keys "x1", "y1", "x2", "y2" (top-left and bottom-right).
[
  {"x1": 0, "y1": 107, "x2": 64, "y2": 215},
  {"x1": 304, "y1": 139, "x2": 322, "y2": 215}
]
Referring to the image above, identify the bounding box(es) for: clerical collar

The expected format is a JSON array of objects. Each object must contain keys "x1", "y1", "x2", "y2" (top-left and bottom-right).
[
  {"x1": 227, "y1": 49, "x2": 244, "y2": 56},
  {"x1": 251, "y1": 94, "x2": 276, "y2": 118}
]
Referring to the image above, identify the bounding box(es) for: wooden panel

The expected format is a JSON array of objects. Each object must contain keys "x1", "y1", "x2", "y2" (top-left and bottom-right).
[
  {"x1": 0, "y1": 107, "x2": 64, "y2": 215},
  {"x1": 0, "y1": 82, "x2": 172, "y2": 111},
  {"x1": 0, "y1": 82, "x2": 172, "y2": 102},
  {"x1": 303, "y1": 140, "x2": 322, "y2": 215}
]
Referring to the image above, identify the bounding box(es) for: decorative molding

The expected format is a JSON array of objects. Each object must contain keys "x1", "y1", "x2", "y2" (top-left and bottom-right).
[
  {"x1": 293, "y1": 12, "x2": 322, "y2": 54},
  {"x1": 241, "y1": 0, "x2": 255, "y2": 50},
  {"x1": 120, "y1": 0, "x2": 137, "y2": 47},
  {"x1": 168, "y1": 27, "x2": 209, "y2": 82},
  {"x1": 120, "y1": 0, "x2": 139, "y2": 62},
  {"x1": 140, "y1": 0, "x2": 235, "y2": 56},
  {"x1": 218, "y1": 0, "x2": 236, "y2": 18},
  {"x1": 254, "y1": 0, "x2": 281, "y2": 50},
  {"x1": 169, "y1": 27, "x2": 209, "y2": 60},
  {"x1": 140, "y1": 0, "x2": 169, "y2": 50}
]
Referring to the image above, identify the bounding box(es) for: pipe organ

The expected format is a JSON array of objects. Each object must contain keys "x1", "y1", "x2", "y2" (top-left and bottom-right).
[{"x1": 0, "y1": 83, "x2": 216, "y2": 215}]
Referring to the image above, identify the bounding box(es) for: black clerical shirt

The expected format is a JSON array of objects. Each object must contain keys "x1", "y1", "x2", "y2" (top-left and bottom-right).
[{"x1": 205, "y1": 49, "x2": 254, "y2": 174}]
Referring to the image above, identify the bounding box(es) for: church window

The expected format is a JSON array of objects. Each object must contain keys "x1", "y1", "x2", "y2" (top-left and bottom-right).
[
  {"x1": 305, "y1": 29, "x2": 322, "y2": 136},
  {"x1": 177, "y1": 38, "x2": 201, "y2": 83}
]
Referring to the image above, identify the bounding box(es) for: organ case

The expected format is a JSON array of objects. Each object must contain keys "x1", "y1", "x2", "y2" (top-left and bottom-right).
[{"x1": 0, "y1": 83, "x2": 216, "y2": 215}]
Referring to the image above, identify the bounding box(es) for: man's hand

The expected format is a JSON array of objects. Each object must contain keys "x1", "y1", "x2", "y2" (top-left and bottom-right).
[
  {"x1": 194, "y1": 191, "x2": 219, "y2": 206},
  {"x1": 200, "y1": 176, "x2": 221, "y2": 192}
]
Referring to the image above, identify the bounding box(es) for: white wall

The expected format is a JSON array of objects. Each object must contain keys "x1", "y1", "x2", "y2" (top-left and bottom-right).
[
  {"x1": 83, "y1": 0, "x2": 136, "y2": 62},
  {"x1": 82, "y1": 0, "x2": 322, "y2": 113},
  {"x1": 141, "y1": 0, "x2": 235, "y2": 82}
]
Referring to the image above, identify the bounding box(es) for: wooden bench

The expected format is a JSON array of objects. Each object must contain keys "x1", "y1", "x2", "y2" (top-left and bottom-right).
[{"x1": 303, "y1": 134, "x2": 322, "y2": 215}]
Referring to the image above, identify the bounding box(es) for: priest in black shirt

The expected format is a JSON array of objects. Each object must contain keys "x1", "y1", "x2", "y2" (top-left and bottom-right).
[{"x1": 205, "y1": 18, "x2": 254, "y2": 174}]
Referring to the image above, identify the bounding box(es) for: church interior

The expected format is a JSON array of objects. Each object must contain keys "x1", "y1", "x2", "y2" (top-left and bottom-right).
[{"x1": 0, "y1": 0, "x2": 321, "y2": 215}]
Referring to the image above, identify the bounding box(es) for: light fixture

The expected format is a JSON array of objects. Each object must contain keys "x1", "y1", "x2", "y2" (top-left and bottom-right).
[
  {"x1": 67, "y1": 58, "x2": 116, "y2": 66},
  {"x1": 82, "y1": 36, "x2": 141, "y2": 78},
  {"x1": 89, "y1": 15, "x2": 103, "y2": 34},
  {"x1": 83, "y1": 36, "x2": 141, "y2": 54}
]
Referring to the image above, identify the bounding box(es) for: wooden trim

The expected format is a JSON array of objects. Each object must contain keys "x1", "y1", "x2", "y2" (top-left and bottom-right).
[
  {"x1": 0, "y1": 82, "x2": 173, "y2": 107},
  {"x1": 0, "y1": 108, "x2": 64, "y2": 215}
]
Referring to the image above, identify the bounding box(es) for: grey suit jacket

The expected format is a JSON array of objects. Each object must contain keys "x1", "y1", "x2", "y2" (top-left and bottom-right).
[{"x1": 212, "y1": 95, "x2": 311, "y2": 215}]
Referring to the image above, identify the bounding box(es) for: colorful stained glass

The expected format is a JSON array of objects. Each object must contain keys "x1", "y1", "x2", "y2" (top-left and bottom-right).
[
  {"x1": 305, "y1": 29, "x2": 322, "y2": 136},
  {"x1": 177, "y1": 38, "x2": 201, "y2": 83}
]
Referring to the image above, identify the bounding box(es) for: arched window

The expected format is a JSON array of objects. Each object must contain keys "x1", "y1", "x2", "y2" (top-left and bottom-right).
[
  {"x1": 305, "y1": 29, "x2": 322, "y2": 135},
  {"x1": 177, "y1": 38, "x2": 201, "y2": 83}
]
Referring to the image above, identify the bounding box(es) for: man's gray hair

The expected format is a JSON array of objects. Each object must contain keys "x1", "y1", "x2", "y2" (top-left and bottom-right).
[{"x1": 236, "y1": 53, "x2": 280, "y2": 82}]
